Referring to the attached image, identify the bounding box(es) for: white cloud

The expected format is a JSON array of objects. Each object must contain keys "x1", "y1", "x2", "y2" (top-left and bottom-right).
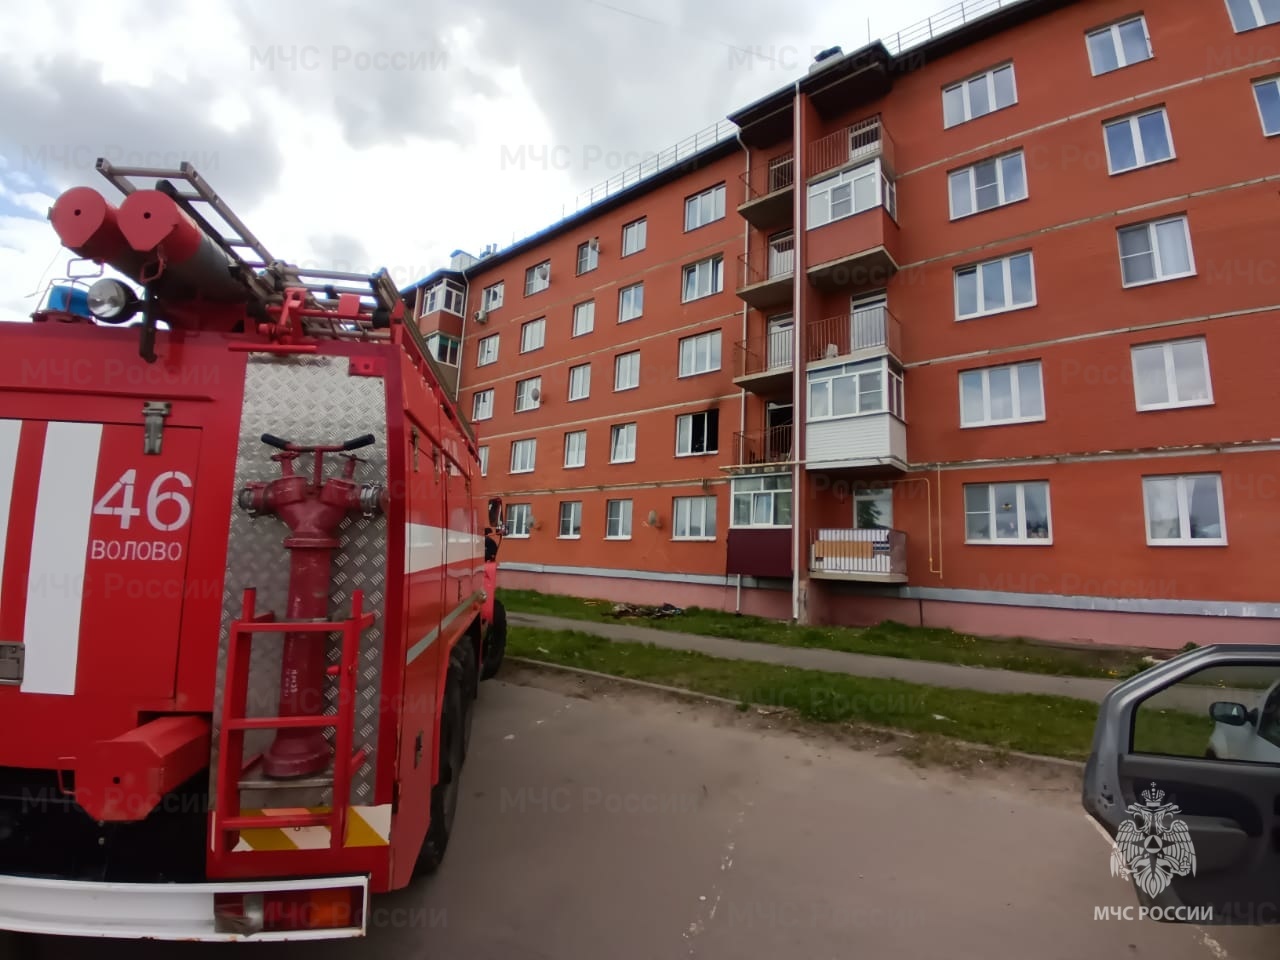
[{"x1": 0, "y1": 0, "x2": 952, "y2": 322}]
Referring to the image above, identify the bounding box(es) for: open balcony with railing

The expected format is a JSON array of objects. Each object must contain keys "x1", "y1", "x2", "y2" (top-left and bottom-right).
[
  {"x1": 738, "y1": 151, "x2": 795, "y2": 230},
  {"x1": 808, "y1": 116, "x2": 896, "y2": 181},
  {"x1": 733, "y1": 322, "x2": 793, "y2": 395},
  {"x1": 809, "y1": 528, "x2": 907, "y2": 583},
  {"x1": 734, "y1": 424, "x2": 793, "y2": 467},
  {"x1": 736, "y1": 231, "x2": 794, "y2": 310},
  {"x1": 806, "y1": 304, "x2": 902, "y2": 366}
]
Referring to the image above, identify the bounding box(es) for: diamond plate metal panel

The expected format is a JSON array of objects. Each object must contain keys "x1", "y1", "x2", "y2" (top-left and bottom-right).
[{"x1": 209, "y1": 354, "x2": 388, "y2": 811}]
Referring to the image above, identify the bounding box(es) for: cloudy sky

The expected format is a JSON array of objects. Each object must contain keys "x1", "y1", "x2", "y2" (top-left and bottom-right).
[{"x1": 0, "y1": 0, "x2": 953, "y2": 322}]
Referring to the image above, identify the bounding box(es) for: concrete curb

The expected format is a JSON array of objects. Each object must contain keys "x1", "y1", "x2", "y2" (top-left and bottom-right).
[{"x1": 505, "y1": 656, "x2": 1087, "y2": 775}]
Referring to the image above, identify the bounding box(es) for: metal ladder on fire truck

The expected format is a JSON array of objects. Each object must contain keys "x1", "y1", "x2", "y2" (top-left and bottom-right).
[{"x1": 91, "y1": 158, "x2": 412, "y2": 852}]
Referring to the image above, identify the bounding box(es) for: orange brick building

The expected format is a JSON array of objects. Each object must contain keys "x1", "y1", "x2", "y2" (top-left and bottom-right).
[{"x1": 407, "y1": 0, "x2": 1280, "y2": 649}]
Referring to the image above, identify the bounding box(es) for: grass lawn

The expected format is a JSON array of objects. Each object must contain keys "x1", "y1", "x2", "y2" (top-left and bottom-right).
[
  {"x1": 508, "y1": 627, "x2": 1213, "y2": 763},
  {"x1": 499, "y1": 588, "x2": 1161, "y2": 681}
]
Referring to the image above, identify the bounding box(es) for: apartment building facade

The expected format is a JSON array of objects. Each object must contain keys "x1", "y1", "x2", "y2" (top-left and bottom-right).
[{"x1": 409, "y1": 0, "x2": 1280, "y2": 649}]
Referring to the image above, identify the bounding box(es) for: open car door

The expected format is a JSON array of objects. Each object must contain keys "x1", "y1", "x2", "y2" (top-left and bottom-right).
[{"x1": 1083, "y1": 644, "x2": 1280, "y2": 925}]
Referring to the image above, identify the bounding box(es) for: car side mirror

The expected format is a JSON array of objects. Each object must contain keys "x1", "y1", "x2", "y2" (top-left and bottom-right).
[{"x1": 1210, "y1": 701, "x2": 1252, "y2": 726}]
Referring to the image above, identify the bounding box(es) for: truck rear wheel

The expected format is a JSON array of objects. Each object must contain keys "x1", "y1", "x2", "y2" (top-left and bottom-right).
[
  {"x1": 413, "y1": 670, "x2": 464, "y2": 877},
  {"x1": 480, "y1": 599, "x2": 507, "y2": 680}
]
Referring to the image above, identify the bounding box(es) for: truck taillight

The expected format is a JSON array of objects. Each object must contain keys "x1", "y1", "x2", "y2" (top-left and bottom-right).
[{"x1": 213, "y1": 885, "x2": 364, "y2": 935}]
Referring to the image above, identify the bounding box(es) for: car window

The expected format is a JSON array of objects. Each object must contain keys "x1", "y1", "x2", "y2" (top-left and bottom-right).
[
  {"x1": 1256, "y1": 683, "x2": 1280, "y2": 749},
  {"x1": 1131, "y1": 663, "x2": 1280, "y2": 762}
]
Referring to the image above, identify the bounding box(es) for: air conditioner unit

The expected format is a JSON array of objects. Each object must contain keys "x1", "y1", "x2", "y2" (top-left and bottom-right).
[{"x1": 474, "y1": 309, "x2": 488, "y2": 323}]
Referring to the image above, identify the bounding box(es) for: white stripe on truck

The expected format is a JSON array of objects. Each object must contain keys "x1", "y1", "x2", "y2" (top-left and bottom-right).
[
  {"x1": 0, "y1": 419, "x2": 20, "y2": 599},
  {"x1": 22, "y1": 421, "x2": 101, "y2": 696}
]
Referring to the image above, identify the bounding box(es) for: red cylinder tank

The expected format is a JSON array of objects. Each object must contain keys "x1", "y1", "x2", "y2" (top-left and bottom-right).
[
  {"x1": 117, "y1": 190, "x2": 249, "y2": 302},
  {"x1": 48, "y1": 187, "x2": 150, "y2": 281}
]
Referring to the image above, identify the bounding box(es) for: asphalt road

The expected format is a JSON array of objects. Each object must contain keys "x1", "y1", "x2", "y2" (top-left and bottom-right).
[{"x1": 17, "y1": 668, "x2": 1280, "y2": 959}]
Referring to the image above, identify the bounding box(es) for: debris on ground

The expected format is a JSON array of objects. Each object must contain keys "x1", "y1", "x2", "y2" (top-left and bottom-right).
[{"x1": 610, "y1": 601, "x2": 684, "y2": 619}]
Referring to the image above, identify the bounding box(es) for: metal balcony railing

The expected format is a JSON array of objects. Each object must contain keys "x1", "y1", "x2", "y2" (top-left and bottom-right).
[
  {"x1": 735, "y1": 424, "x2": 793, "y2": 465},
  {"x1": 810, "y1": 528, "x2": 907, "y2": 578},
  {"x1": 806, "y1": 305, "x2": 902, "y2": 363},
  {"x1": 735, "y1": 325, "x2": 795, "y2": 378},
  {"x1": 740, "y1": 151, "x2": 796, "y2": 203},
  {"x1": 738, "y1": 233, "x2": 795, "y2": 288},
  {"x1": 808, "y1": 116, "x2": 897, "y2": 181}
]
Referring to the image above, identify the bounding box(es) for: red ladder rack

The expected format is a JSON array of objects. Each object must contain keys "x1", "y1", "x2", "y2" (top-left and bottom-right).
[{"x1": 213, "y1": 587, "x2": 376, "y2": 853}]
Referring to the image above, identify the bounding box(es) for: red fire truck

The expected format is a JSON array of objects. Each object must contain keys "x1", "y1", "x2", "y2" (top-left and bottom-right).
[{"x1": 0, "y1": 159, "x2": 508, "y2": 943}]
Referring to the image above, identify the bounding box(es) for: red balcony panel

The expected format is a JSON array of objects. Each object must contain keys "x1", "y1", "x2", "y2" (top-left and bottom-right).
[
  {"x1": 726, "y1": 527, "x2": 793, "y2": 579},
  {"x1": 806, "y1": 208, "x2": 900, "y2": 292}
]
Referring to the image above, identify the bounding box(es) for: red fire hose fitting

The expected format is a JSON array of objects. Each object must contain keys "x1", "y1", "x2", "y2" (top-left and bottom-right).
[{"x1": 239, "y1": 434, "x2": 384, "y2": 779}]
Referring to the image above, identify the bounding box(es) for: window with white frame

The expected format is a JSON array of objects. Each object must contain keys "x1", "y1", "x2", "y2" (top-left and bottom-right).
[
  {"x1": 678, "y1": 330, "x2": 722, "y2": 377},
  {"x1": 964, "y1": 481, "x2": 1052, "y2": 543},
  {"x1": 1086, "y1": 16, "x2": 1152, "y2": 74},
  {"x1": 472, "y1": 388, "x2": 493, "y2": 421},
  {"x1": 682, "y1": 255, "x2": 724, "y2": 302},
  {"x1": 1226, "y1": 0, "x2": 1280, "y2": 32},
  {"x1": 426, "y1": 332, "x2": 460, "y2": 366},
  {"x1": 563, "y1": 430, "x2": 586, "y2": 468},
  {"x1": 605, "y1": 499, "x2": 633, "y2": 539},
  {"x1": 558, "y1": 501, "x2": 582, "y2": 538},
  {"x1": 622, "y1": 218, "x2": 647, "y2": 256},
  {"x1": 808, "y1": 359, "x2": 902, "y2": 421},
  {"x1": 854, "y1": 487, "x2": 893, "y2": 529},
  {"x1": 673, "y1": 495, "x2": 717, "y2": 539},
  {"x1": 731, "y1": 474, "x2": 792, "y2": 527},
  {"x1": 618, "y1": 282, "x2": 643, "y2": 322},
  {"x1": 959, "y1": 361, "x2": 1045, "y2": 427},
  {"x1": 955, "y1": 251, "x2": 1036, "y2": 320},
  {"x1": 524, "y1": 260, "x2": 550, "y2": 296},
  {"x1": 482, "y1": 282, "x2": 504, "y2": 311},
  {"x1": 505, "y1": 503, "x2": 532, "y2": 537},
  {"x1": 1103, "y1": 108, "x2": 1174, "y2": 173},
  {"x1": 568, "y1": 363, "x2": 590, "y2": 401},
  {"x1": 509, "y1": 438, "x2": 536, "y2": 474},
  {"x1": 806, "y1": 160, "x2": 885, "y2": 229},
  {"x1": 1131, "y1": 337, "x2": 1213, "y2": 410},
  {"x1": 943, "y1": 63, "x2": 1017, "y2": 127},
  {"x1": 422, "y1": 279, "x2": 465, "y2": 316},
  {"x1": 614, "y1": 351, "x2": 640, "y2": 391},
  {"x1": 610, "y1": 422, "x2": 636, "y2": 463},
  {"x1": 514, "y1": 376, "x2": 541, "y2": 412},
  {"x1": 685, "y1": 183, "x2": 726, "y2": 231},
  {"x1": 1143, "y1": 473, "x2": 1225, "y2": 544},
  {"x1": 1253, "y1": 77, "x2": 1280, "y2": 135},
  {"x1": 676, "y1": 410, "x2": 719, "y2": 456},
  {"x1": 1118, "y1": 215, "x2": 1195, "y2": 286},
  {"x1": 573, "y1": 300, "x2": 595, "y2": 336},
  {"x1": 948, "y1": 150, "x2": 1027, "y2": 219},
  {"x1": 478, "y1": 445, "x2": 489, "y2": 477},
  {"x1": 577, "y1": 240, "x2": 598, "y2": 275},
  {"x1": 520, "y1": 317, "x2": 545, "y2": 353},
  {"x1": 476, "y1": 334, "x2": 499, "y2": 366}
]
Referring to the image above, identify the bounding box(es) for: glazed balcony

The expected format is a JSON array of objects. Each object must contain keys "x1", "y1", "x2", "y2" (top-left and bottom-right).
[
  {"x1": 736, "y1": 232, "x2": 795, "y2": 310},
  {"x1": 805, "y1": 360, "x2": 907, "y2": 472},
  {"x1": 805, "y1": 179, "x2": 899, "y2": 293},
  {"x1": 805, "y1": 119, "x2": 899, "y2": 293},
  {"x1": 738, "y1": 151, "x2": 795, "y2": 230},
  {"x1": 806, "y1": 305, "x2": 902, "y2": 365},
  {"x1": 809, "y1": 528, "x2": 907, "y2": 583},
  {"x1": 734, "y1": 424, "x2": 793, "y2": 467},
  {"x1": 733, "y1": 324, "x2": 793, "y2": 395}
]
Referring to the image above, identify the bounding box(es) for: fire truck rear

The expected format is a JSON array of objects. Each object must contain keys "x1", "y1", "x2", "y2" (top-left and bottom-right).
[{"x1": 0, "y1": 160, "x2": 509, "y2": 942}]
